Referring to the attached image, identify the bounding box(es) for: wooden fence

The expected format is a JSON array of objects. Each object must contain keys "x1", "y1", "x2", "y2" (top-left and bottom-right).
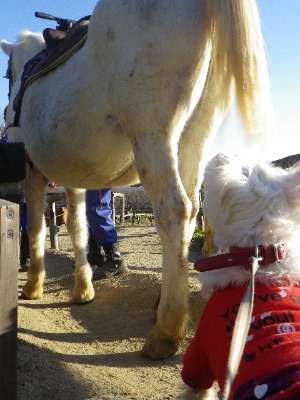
[{"x1": 0, "y1": 199, "x2": 19, "y2": 400}]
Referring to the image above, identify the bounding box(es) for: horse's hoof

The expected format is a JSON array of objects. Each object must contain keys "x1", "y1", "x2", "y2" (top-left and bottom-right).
[
  {"x1": 142, "y1": 330, "x2": 179, "y2": 359},
  {"x1": 72, "y1": 285, "x2": 95, "y2": 304},
  {"x1": 72, "y1": 295, "x2": 94, "y2": 305},
  {"x1": 21, "y1": 284, "x2": 43, "y2": 300}
]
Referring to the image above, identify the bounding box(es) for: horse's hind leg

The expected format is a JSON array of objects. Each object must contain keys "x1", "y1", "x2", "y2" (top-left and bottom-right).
[
  {"x1": 65, "y1": 188, "x2": 94, "y2": 303},
  {"x1": 132, "y1": 135, "x2": 191, "y2": 359},
  {"x1": 22, "y1": 165, "x2": 48, "y2": 299}
]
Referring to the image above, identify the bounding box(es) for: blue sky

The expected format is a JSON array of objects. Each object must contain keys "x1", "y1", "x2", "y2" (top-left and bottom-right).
[{"x1": 0, "y1": 1, "x2": 299, "y2": 162}]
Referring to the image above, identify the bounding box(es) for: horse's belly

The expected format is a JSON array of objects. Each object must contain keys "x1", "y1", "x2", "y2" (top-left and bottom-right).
[
  {"x1": 28, "y1": 143, "x2": 139, "y2": 189},
  {"x1": 22, "y1": 109, "x2": 139, "y2": 188}
]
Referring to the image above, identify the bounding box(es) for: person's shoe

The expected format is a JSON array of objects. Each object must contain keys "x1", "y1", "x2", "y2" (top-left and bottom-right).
[
  {"x1": 71, "y1": 245, "x2": 105, "y2": 270},
  {"x1": 20, "y1": 231, "x2": 30, "y2": 271},
  {"x1": 104, "y1": 243, "x2": 128, "y2": 274},
  {"x1": 92, "y1": 243, "x2": 128, "y2": 280},
  {"x1": 87, "y1": 230, "x2": 106, "y2": 267}
]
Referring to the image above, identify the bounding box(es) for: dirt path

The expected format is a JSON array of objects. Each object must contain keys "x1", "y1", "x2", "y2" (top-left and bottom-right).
[{"x1": 17, "y1": 225, "x2": 205, "y2": 400}]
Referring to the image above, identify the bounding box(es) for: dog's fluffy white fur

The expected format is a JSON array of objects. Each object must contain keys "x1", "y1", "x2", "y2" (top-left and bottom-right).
[
  {"x1": 201, "y1": 153, "x2": 300, "y2": 296},
  {"x1": 177, "y1": 153, "x2": 300, "y2": 399}
]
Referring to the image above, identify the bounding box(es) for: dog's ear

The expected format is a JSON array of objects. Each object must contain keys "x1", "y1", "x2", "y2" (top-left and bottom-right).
[
  {"x1": 205, "y1": 153, "x2": 231, "y2": 170},
  {"x1": 250, "y1": 161, "x2": 300, "y2": 213},
  {"x1": 204, "y1": 153, "x2": 248, "y2": 191},
  {"x1": 203, "y1": 153, "x2": 248, "y2": 227}
]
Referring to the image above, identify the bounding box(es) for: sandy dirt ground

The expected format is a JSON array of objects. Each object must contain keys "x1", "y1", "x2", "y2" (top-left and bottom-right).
[{"x1": 17, "y1": 224, "x2": 207, "y2": 400}]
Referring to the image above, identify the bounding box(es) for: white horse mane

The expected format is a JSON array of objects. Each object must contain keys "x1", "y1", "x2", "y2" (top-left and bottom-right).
[
  {"x1": 1, "y1": 30, "x2": 45, "y2": 87},
  {"x1": 15, "y1": 30, "x2": 45, "y2": 59},
  {"x1": 201, "y1": 153, "x2": 300, "y2": 294},
  {"x1": 9, "y1": 30, "x2": 44, "y2": 52}
]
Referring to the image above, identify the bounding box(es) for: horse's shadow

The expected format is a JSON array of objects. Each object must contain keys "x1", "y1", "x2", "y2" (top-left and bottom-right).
[
  {"x1": 19, "y1": 264, "x2": 161, "y2": 344},
  {"x1": 17, "y1": 241, "x2": 204, "y2": 399},
  {"x1": 17, "y1": 332, "x2": 183, "y2": 399},
  {"x1": 17, "y1": 338, "x2": 93, "y2": 400},
  {"x1": 17, "y1": 250, "x2": 183, "y2": 398}
]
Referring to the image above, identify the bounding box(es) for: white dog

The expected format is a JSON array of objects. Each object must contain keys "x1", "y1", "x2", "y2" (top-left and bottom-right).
[{"x1": 177, "y1": 153, "x2": 300, "y2": 400}]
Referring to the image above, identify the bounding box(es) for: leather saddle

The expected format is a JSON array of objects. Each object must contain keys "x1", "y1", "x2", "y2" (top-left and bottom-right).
[
  {"x1": 13, "y1": 16, "x2": 90, "y2": 127},
  {"x1": 24, "y1": 16, "x2": 90, "y2": 89}
]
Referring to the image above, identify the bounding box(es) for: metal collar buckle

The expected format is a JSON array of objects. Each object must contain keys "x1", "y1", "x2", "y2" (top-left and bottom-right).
[
  {"x1": 273, "y1": 243, "x2": 280, "y2": 262},
  {"x1": 254, "y1": 246, "x2": 263, "y2": 263}
]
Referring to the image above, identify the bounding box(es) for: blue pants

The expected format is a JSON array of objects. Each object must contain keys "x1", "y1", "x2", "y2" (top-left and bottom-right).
[
  {"x1": 21, "y1": 190, "x2": 117, "y2": 246},
  {"x1": 85, "y1": 189, "x2": 117, "y2": 246}
]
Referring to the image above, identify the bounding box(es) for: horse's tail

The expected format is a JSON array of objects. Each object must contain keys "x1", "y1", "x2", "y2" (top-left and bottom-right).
[{"x1": 205, "y1": 0, "x2": 274, "y2": 137}]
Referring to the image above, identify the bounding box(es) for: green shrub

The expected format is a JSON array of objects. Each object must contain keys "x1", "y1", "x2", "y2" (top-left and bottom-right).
[{"x1": 192, "y1": 225, "x2": 205, "y2": 246}]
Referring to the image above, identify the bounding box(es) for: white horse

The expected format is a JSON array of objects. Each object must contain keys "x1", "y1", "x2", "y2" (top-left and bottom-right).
[{"x1": 1, "y1": 0, "x2": 273, "y2": 359}]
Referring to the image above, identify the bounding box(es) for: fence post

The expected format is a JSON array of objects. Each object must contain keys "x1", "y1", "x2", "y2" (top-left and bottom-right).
[
  {"x1": 0, "y1": 199, "x2": 19, "y2": 400},
  {"x1": 112, "y1": 194, "x2": 116, "y2": 225},
  {"x1": 48, "y1": 202, "x2": 59, "y2": 250},
  {"x1": 45, "y1": 189, "x2": 66, "y2": 250},
  {"x1": 112, "y1": 193, "x2": 125, "y2": 224}
]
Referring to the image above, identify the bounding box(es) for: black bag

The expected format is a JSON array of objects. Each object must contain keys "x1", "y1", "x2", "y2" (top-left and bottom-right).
[{"x1": 0, "y1": 142, "x2": 26, "y2": 183}]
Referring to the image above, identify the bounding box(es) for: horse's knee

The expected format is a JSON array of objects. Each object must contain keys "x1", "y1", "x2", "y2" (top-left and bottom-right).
[{"x1": 155, "y1": 196, "x2": 191, "y2": 232}]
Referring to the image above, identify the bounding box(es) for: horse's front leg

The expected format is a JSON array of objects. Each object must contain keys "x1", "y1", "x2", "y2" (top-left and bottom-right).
[
  {"x1": 134, "y1": 137, "x2": 191, "y2": 359},
  {"x1": 22, "y1": 164, "x2": 48, "y2": 299},
  {"x1": 65, "y1": 188, "x2": 94, "y2": 303}
]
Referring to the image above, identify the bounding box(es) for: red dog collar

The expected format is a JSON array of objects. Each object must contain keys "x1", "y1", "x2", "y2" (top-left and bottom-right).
[{"x1": 194, "y1": 243, "x2": 289, "y2": 272}]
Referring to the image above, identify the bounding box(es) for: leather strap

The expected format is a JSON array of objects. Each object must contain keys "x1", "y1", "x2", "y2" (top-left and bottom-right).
[
  {"x1": 222, "y1": 256, "x2": 260, "y2": 400},
  {"x1": 194, "y1": 243, "x2": 289, "y2": 272}
]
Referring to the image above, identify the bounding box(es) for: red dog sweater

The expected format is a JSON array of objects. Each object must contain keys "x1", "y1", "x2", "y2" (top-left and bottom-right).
[{"x1": 181, "y1": 284, "x2": 300, "y2": 399}]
